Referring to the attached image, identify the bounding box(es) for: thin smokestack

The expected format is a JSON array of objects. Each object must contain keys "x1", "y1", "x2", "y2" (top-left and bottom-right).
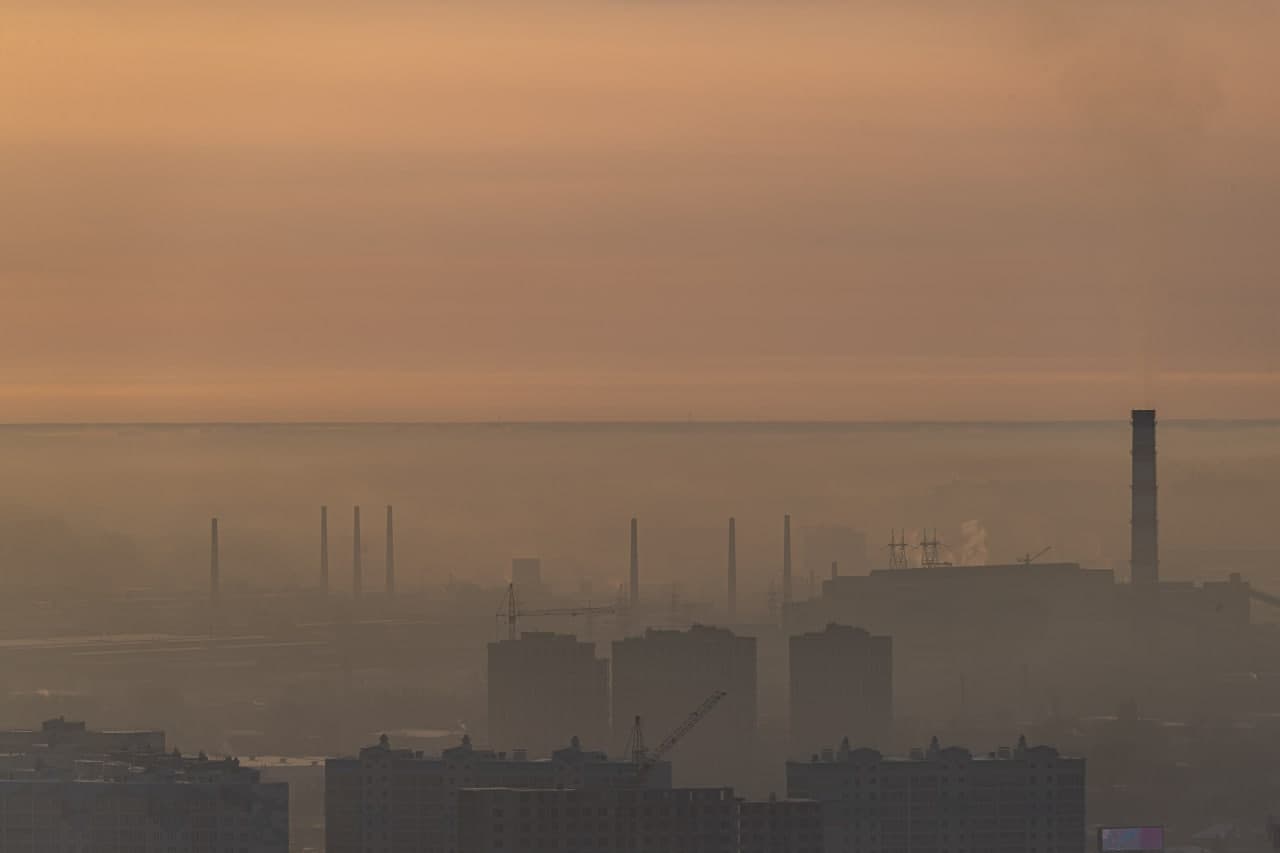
[
  {"x1": 353, "y1": 505, "x2": 362, "y2": 599},
  {"x1": 1130, "y1": 409, "x2": 1159, "y2": 602},
  {"x1": 629, "y1": 517, "x2": 639, "y2": 608},
  {"x1": 210, "y1": 517, "x2": 219, "y2": 605},
  {"x1": 782, "y1": 513, "x2": 793, "y2": 609},
  {"x1": 320, "y1": 506, "x2": 329, "y2": 594},
  {"x1": 727, "y1": 517, "x2": 737, "y2": 620},
  {"x1": 385, "y1": 505, "x2": 395, "y2": 597}
]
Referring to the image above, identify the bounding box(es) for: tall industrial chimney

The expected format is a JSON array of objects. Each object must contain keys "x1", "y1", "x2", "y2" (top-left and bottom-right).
[
  {"x1": 1130, "y1": 409, "x2": 1159, "y2": 602},
  {"x1": 629, "y1": 517, "x2": 639, "y2": 608},
  {"x1": 385, "y1": 505, "x2": 395, "y2": 597},
  {"x1": 320, "y1": 506, "x2": 329, "y2": 594},
  {"x1": 782, "y1": 514, "x2": 793, "y2": 609},
  {"x1": 727, "y1": 517, "x2": 737, "y2": 620},
  {"x1": 353, "y1": 505, "x2": 363, "y2": 598},
  {"x1": 210, "y1": 517, "x2": 220, "y2": 604}
]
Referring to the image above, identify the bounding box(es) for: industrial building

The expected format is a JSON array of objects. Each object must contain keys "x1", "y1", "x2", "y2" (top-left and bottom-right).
[
  {"x1": 0, "y1": 718, "x2": 288, "y2": 853},
  {"x1": 457, "y1": 786, "x2": 817, "y2": 853},
  {"x1": 612, "y1": 625, "x2": 757, "y2": 788},
  {"x1": 486, "y1": 631, "x2": 609, "y2": 757},
  {"x1": 326, "y1": 733, "x2": 669, "y2": 853},
  {"x1": 790, "y1": 624, "x2": 892, "y2": 757},
  {"x1": 787, "y1": 737, "x2": 1085, "y2": 853}
]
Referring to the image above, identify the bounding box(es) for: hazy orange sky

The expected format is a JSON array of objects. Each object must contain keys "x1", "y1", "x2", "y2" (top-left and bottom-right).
[{"x1": 2, "y1": 1, "x2": 1278, "y2": 421}]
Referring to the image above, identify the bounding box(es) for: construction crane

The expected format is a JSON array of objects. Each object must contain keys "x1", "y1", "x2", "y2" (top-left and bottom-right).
[
  {"x1": 626, "y1": 689, "x2": 727, "y2": 782},
  {"x1": 496, "y1": 584, "x2": 618, "y2": 641},
  {"x1": 1017, "y1": 546, "x2": 1052, "y2": 567}
]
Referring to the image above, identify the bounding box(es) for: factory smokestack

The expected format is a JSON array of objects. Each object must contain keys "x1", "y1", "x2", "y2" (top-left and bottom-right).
[
  {"x1": 727, "y1": 517, "x2": 737, "y2": 620},
  {"x1": 353, "y1": 505, "x2": 362, "y2": 599},
  {"x1": 210, "y1": 517, "x2": 219, "y2": 605},
  {"x1": 385, "y1": 505, "x2": 395, "y2": 597},
  {"x1": 782, "y1": 514, "x2": 793, "y2": 610},
  {"x1": 629, "y1": 517, "x2": 639, "y2": 608},
  {"x1": 320, "y1": 506, "x2": 329, "y2": 594},
  {"x1": 1131, "y1": 409, "x2": 1159, "y2": 603}
]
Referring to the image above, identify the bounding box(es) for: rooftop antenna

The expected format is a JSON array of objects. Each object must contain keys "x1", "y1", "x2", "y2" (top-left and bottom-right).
[
  {"x1": 887, "y1": 529, "x2": 910, "y2": 570},
  {"x1": 919, "y1": 528, "x2": 952, "y2": 568}
]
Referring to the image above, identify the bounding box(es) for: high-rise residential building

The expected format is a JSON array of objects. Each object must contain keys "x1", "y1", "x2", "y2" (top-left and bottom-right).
[
  {"x1": 0, "y1": 718, "x2": 288, "y2": 853},
  {"x1": 789, "y1": 624, "x2": 892, "y2": 756},
  {"x1": 457, "y1": 787, "x2": 741, "y2": 853},
  {"x1": 326, "y1": 734, "x2": 668, "y2": 853},
  {"x1": 611, "y1": 625, "x2": 757, "y2": 787},
  {"x1": 787, "y1": 737, "x2": 1086, "y2": 853},
  {"x1": 487, "y1": 631, "x2": 610, "y2": 757}
]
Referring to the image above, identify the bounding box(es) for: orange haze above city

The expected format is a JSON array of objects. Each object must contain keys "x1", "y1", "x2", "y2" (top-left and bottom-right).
[{"x1": 2, "y1": 1, "x2": 1278, "y2": 421}]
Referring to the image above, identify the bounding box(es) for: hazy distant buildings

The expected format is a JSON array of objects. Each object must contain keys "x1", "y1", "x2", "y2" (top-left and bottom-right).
[
  {"x1": 0, "y1": 718, "x2": 287, "y2": 853},
  {"x1": 457, "y1": 787, "x2": 740, "y2": 853},
  {"x1": 790, "y1": 624, "x2": 892, "y2": 756},
  {"x1": 787, "y1": 737, "x2": 1085, "y2": 853},
  {"x1": 327, "y1": 734, "x2": 668, "y2": 853},
  {"x1": 487, "y1": 632, "x2": 609, "y2": 758},
  {"x1": 612, "y1": 625, "x2": 757, "y2": 787}
]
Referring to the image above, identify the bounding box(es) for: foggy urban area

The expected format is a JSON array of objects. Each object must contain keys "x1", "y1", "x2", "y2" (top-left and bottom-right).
[{"x1": 2, "y1": 2, "x2": 1280, "y2": 853}]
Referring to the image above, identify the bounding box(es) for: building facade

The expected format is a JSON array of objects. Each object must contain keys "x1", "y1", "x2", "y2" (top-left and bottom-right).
[
  {"x1": 326, "y1": 734, "x2": 670, "y2": 853},
  {"x1": 487, "y1": 632, "x2": 609, "y2": 757},
  {"x1": 790, "y1": 624, "x2": 892, "y2": 757},
  {"x1": 457, "y1": 787, "x2": 740, "y2": 853},
  {"x1": 0, "y1": 720, "x2": 287, "y2": 853},
  {"x1": 739, "y1": 797, "x2": 824, "y2": 853},
  {"x1": 787, "y1": 737, "x2": 1085, "y2": 853},
  {"x1": 612, "y1": 625, "x2": 757, "y2": 788}
]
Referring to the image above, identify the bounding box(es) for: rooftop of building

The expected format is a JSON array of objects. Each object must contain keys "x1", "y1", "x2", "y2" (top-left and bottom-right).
[
  {"x1": 796, "y1": 735, "x2": 1079, "y2": 766},
  {"x1": 345, "y1": 733, "x2": 654, "y2": 769}
]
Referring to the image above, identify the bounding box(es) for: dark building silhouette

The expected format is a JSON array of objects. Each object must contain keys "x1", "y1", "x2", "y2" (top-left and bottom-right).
[
  {"x1": 0, "y1": 719, "x2": 287, "y2": 853},
  {"x1": 612, "y1": 625, "x2": 756, "y2": 787},
  {"x1": 1131, "y1": 409, "x2": 1159, "y2": 604},
  {"x1": 327, "y1": 733, "x2": 666, "y2": 853},
  {"x1": 740, "y1": 797, "x2": 825, "y2": 853},
  {"x1": 788, "y1": 737, "x2": 1085, "y2": 853},
  {"x1": 790, "y1": 624, "x2": 892, "y2": 756},
  {"x1": 458, "y1": 787, "x2": 740, "y2": 853},
  {"x1": 487, "y1": 632, "x2": 609, "y2": 757}
]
